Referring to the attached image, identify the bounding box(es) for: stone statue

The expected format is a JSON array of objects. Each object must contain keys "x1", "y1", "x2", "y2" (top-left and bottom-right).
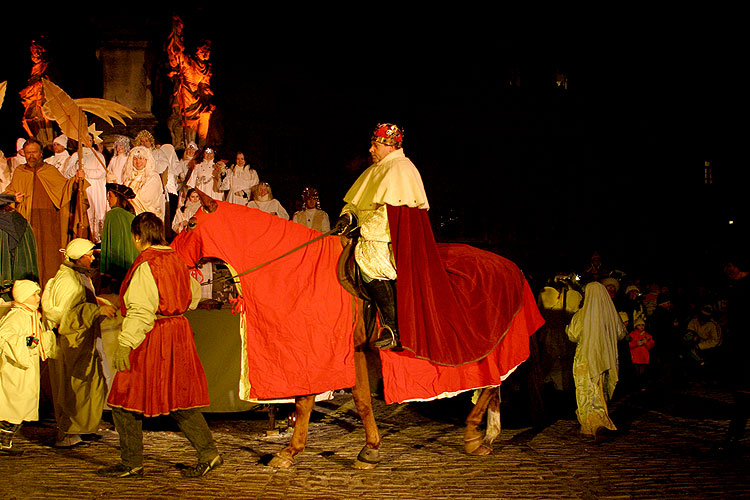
[
  {"x1": 19, "y1": 39, "x2": 54, "y2": 147},
  {"x1": 166, "y1": 15, "x2": 214, "y2": 149}
]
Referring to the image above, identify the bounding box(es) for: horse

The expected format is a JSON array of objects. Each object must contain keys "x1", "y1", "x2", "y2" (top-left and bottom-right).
[{"x1": 170, "y1": 196, "x2": 544, "y2": 468}]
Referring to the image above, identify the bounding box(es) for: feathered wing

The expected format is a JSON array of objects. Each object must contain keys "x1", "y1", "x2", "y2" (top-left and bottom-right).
[
  {"x1": 41, "y1": 80, "x2": 135, "y2": 144},
  {"x1": 41, "y1": 79, "x2": 91, "y2": 147},
  {"x1": 74, "y1": 97, "x2": 135, "y2": 126}
]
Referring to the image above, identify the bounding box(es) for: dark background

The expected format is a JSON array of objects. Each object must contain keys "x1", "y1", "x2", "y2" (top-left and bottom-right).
[{"x1": 1, "y1": 10, "x2": 744, "y2": 289}]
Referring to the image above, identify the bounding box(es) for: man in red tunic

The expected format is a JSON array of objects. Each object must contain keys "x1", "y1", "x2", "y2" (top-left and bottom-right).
[{"x1": 97, "y1": 212, "x2": 221, "y2": 478}]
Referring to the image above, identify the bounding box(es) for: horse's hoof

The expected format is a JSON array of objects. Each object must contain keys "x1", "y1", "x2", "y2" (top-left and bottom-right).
[
  {"x1": 464, "y1": 435, "x2": 492, "y2": 455},
  {"x1": 467, "y1": 443, "x2": 493, "y2": 456},
  {"x1": 268, "y1": 450, "x2": 295, "y2": 468},
  {"x1": 353, "y1": 447, "x2": 380, "y2": 470}
]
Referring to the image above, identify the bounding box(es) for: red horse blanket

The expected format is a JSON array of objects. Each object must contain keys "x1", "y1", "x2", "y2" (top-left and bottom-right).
[
  {"x1": 172, "y1": 201, "x2": 543, "y2": 402},
  {"x1": 172, "y1": 202, "x2": 355, "y2": 400}
]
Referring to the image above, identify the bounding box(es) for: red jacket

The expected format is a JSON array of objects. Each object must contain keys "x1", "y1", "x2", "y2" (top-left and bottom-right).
[{"x1": 629, "y1": 329, "x2": 655, "y2": 365}]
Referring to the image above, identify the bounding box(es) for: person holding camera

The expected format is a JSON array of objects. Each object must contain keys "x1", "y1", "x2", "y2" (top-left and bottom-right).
[{"x1": 0, "y1": 280, "x2": 56, "y2": 455}]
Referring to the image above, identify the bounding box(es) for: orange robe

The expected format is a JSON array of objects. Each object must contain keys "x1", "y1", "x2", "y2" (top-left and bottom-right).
[{"x1": 3, "y1": 163, "x2": 88, "y2": 286}]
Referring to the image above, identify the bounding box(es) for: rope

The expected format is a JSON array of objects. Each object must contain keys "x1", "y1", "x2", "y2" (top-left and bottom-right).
[{"x1": 200, "y1": 227, "x2": 338, "y2": 285}]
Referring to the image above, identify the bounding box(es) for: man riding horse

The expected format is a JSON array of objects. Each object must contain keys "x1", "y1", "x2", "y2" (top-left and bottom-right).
[
  {"x1": 335, "y1": 123, "x2": 512, "y2": 367},
  {"x1": 334, "y1": 123, "x2": 425, "y2": 351}
]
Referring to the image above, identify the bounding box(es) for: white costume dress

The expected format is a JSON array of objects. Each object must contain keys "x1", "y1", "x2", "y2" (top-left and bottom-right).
[
  {"x1": 186, "y1": 160, "x2": 223, "y2": 200},
  {"x1": 171, "y1": 202, "x2": 214, "y2": 300},
  {"x1": 63, "y1": 149, "x2": 108, "y2": 242},
  {"x1": 107, "y1": 154, "x2": 127, "y2": 184},
  {"x1": 122, "y1": 147, "x2": 165, "y2": 221},
  {"x1": 293, "y1": 208, "x2": 330, "y2": 232},
  {"x1": 247, "y1": 197, "x2": 289, "y2": 219},
  {"x1": 45, "y1": 151, "x2": 70, "y2": 175},
  {"x1": 219, "y1": 165, "x2": 259, "y2": 204}
]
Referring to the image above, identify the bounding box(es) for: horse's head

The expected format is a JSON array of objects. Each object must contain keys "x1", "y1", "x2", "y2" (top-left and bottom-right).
[{"x1": 195, "y1": 189, "x2": 218, "y2": 215}]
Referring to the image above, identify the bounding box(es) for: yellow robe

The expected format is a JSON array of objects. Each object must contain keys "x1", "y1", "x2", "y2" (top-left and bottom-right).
[
  {"x1": 42, "y1": 263, "x2": 107, "y2": 437},
  {"x1": 0, "y1": 305, "x2": 56, "y2": 424}
]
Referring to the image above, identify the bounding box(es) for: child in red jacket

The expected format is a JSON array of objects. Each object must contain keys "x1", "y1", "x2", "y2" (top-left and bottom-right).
[{"x1": 629, "y1": 317, "x2": 655, "y2": 389}]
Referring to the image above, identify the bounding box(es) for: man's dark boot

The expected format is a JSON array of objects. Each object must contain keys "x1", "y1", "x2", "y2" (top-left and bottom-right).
[
  {"x1": 0, "y1": 424, "x2": 23, "y2": 456},
  {"x1": 364, "y1": 279, "x2": 402, "y2": 351}
]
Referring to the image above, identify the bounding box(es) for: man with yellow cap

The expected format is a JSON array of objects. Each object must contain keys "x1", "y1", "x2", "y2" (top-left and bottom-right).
[
  {"x1": 0, "y1": 280, "x2": 56, "y2": 455},
  {"x1": 41, "y1": 238, "x2": 116, "y2": 447}
]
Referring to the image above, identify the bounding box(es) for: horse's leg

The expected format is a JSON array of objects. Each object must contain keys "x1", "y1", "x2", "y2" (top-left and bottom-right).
[
  {"x1": 351, "y1": 349, "x2": 382, "y2": 469},
  {"x1": 484, "y1": 387, "x2": 502, "y2": 448},
  {"x1": 268, "y1": 394, "x2": 315, "y2": 468},
  {"x1": 464, "y1": 387, "x2": 496, "y2": 455}
]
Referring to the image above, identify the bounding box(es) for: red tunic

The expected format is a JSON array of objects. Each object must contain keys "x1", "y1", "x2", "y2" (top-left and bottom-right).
[{"x1": 107, "y1": 247, "x2": 210, "y2": 416}]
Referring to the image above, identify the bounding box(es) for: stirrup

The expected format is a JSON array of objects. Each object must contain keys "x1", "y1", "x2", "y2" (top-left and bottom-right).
[{"x1": 374, "y1": 326, "x2": 402, "y2": 351}]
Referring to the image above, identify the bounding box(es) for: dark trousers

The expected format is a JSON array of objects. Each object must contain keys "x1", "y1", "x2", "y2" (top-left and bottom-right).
[
  {"x1": 362, "y1": 278, "x2": 397, "y2": 334},
  {"x1": 111, "y1": 407, "x2": 218, "y2": 468},
  {"x1": 0, "y1": 421, "x2": 22, "y2": 447},
  {"x1": 727, "y1": 391, "x2": 750, "y2": 441}
]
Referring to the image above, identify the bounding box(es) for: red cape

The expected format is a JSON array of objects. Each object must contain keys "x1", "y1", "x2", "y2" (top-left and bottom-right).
[{"x1": 388, "y1": 205, "x2": 534, "y2": 366}]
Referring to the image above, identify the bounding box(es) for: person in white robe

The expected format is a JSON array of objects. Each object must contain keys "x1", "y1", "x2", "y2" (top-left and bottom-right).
[
  {"x1": 247, "y1": 182, "x2": 288, "y2": 219},
  {"x1": 566, "y1": 281, "x2": 627, "y2": 440},
  {"x1": 106, "y1": 135, "x2": 131, "y2": 184},
  {"x1": 171, "y1": 188, "x2": 213, "y2": 298},
  {"x1": 175, "y1": 142, "x2": 198, "y2": 206},
  {"x1": 0, "y1": 151, "x2": 12, "y2": 193},
  {"x1": 219, "y1": 152, "x2": 258, "y2": 205},
  {"x1": 186, "y1": 147, "x2": 223, "y2": 201},
  {"x1": 134, "y1": 130, "x2": 177, "y2": 223},
  {"x1": 44, "y1": 135, "x2": 70, "y2": 175},
  {"x1": 121, "y1": 146, "x2": 165, "y2": 221},
  {"x1": 63, "y1": 140, "x2": 108, "y2": 243},
  {"x1": 0, "y1": 280, "x2": 56, "y2": 455},
  {"x1": 42, "y1": 238, "x2": 117, "y2": 447},
  {"x1": 292, "y1": 186, "x2": 330, "y2": 232},
  {"x1": 7, "y1": 138, "x2": 27, "y2": 172}
]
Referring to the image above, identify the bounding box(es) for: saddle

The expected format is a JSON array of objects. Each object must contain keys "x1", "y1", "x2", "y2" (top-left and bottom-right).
[{"x1": 336, "y1": 232, "x2": 378, "y2": 344}]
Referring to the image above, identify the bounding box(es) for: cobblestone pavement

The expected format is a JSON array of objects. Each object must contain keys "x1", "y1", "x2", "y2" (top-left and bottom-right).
[{"x1": 1, "y1": 383, "x2": 748, "y2": 500}]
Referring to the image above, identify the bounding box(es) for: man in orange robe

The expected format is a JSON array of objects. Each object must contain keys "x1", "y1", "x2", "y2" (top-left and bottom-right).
[{"x1": 3, "y1": 138, "x2": 87, "y2": 286}]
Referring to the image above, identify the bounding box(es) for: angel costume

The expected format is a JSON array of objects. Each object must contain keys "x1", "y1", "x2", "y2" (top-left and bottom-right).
[
  {"x1": 186, "y1": 156, "x2": 223, "y2": 201},
  {"x1": 121, "y1": 147, "x2": 165, "y2": 221},
  {"x1": 63, "y1": 148, "x2": 108, "y2": 242},
  {"x1": 566, "y1": 281, "x2": 627, "y2": 437},
  {"x1": 219, "y1": 164, "x2": 258, "y2": 205}
]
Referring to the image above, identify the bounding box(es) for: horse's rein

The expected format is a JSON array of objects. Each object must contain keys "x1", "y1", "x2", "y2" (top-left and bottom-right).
[{"x1": 197, "y1": 227, "x2": 340, "y2": 285}]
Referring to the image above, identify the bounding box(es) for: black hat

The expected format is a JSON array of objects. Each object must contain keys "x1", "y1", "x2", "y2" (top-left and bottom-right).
[
  {"x1": 106, "y1": 183, "x2": 135, "y2": 200},
  {"x1": 0, "y1": 194, "x2": 15, "y2": 207}
]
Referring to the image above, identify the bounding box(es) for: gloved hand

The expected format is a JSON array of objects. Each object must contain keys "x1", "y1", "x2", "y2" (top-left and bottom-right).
[
  {"x1": 113, "y1": 344, "x2": 132, "y2": 372},
  {"x1": 332, "y1": 212, "x2": 356, "y2": 235}
]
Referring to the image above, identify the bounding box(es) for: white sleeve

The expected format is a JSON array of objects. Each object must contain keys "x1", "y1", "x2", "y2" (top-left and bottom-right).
[{"x1": 119, "y1": 262, "x2": 159, "y2": 349}]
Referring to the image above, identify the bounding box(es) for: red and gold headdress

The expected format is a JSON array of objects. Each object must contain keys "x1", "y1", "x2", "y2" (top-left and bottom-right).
[{"x1": 371, "y1": 123, "x2": 403, "y2": 148}]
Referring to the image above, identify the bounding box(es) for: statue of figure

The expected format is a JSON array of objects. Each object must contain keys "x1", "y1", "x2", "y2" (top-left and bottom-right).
[
  {"x1": 166, "y1": 15, "x2": 214, "y2": 150},
  {"x1": 19, "y1": 39, "x2": 54, "y2": 147}
]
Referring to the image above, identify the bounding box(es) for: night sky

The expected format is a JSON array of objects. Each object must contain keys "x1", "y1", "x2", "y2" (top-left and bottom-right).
[{"x1": 1, "y1": 11, "x2": 744, "y2": 287}]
